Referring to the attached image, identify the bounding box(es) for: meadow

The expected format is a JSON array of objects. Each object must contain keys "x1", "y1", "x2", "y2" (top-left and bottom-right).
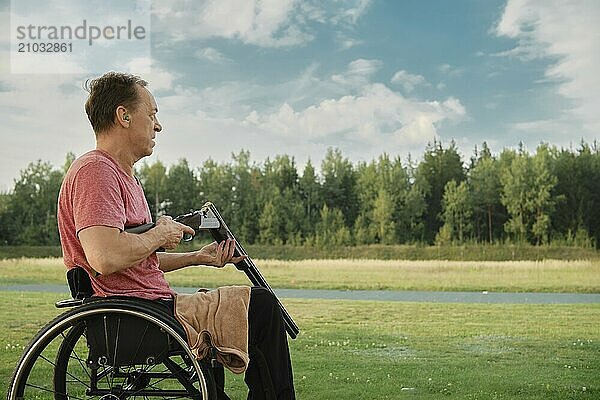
[
  {"x1": 1, "y1": 292, "x2": 598, "y2": 399},
  {"x1": 1, "y1": 256, "x2": 599, "y2": 399},
  {"x1": 1, "y1": 257, "x2": 599, "y2": 293}
]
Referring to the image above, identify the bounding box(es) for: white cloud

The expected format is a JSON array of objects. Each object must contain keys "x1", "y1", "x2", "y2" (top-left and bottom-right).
[
  {"x1": 0, "y1": 10, "x2": 10, "y2": 74},
  {"x1": 153, "y1": 0, "x2": 303, "y2": 47},
  {"x1": 8, "y1": 0, "x2": 151, "y2": 74},
  {"x1": 244, "y1": 83, "x2": 466, "y2": 149},
  {"x1": 390, "y1": 70, "x2": 428, "y2": 92},
  {"x1": 0, "y1": 59, "x2": 176, "y2": 190},
  {"x1": 194, "y1": 47, "x2": 230, "y2": 63},
  {"x1": 330, "y1": 0, "x2": 372, "y2": 25},
  {"x1": 152, "y1": 0, "x2": 371, "y2": 48},
  {"x1": 347, "y1": 59, "x2": 381, "y2": 76},
  {"x1": 438, "y1": 63, "x2": 464, "y2": 77},
  {"x1": 152, "y1": 0, "x2": 307, "y2": 47},
  {"x1": 0, "y1": 74, "x2": 92, "y2": 191},
  {"x1": 122, "y1": 58, "x2": 176, "y2": 91},
  {"x1": 494, "y1": 0, "x2": 600, "y2": 134},
  {"x1": 335, "y1": 32, "x2": 363, "y2": 50},
  {"x1": 331, "y1": 58, "x2": 382, "y2": 88}
]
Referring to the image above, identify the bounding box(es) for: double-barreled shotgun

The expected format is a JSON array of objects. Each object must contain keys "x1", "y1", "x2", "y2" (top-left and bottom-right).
[{"x1": 126, "y1": 202, "x2": 300, "y2": 339}]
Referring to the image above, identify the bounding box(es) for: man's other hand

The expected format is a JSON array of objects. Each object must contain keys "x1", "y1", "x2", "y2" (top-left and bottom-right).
[
  {"x1": 198, "y1": 239, "x2": 247, "y2": 268},
  {"x1": 155, "y1": 215, "x2": 195, "y2": 250}
]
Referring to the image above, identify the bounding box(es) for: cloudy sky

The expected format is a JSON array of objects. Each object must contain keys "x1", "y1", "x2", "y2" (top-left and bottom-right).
[{"x1": 0, "y1": 0, "x2": 599, "y2": 192}]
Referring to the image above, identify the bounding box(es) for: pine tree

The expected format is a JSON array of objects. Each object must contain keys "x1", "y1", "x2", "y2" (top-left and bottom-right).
[
  {"x1": 373, "y1": 188, "x2": 396, "y2": 244},
  {"x1": 258, "y1": 199, "x2": 282, "y2": 245},
  {"x1": 469, "y1": 145, "x2": 502, "y2": 242},
  {"x1": 439, "y1": 180, "x2": 472, "y2": 243},
  {"x1": 138, "y1": 160, "x2": 167, "y2": 219}
]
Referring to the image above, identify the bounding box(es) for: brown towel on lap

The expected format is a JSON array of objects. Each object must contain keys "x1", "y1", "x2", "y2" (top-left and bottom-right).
[{"x1": 174, "y1": 285, "x2": 251, "y2": 374}]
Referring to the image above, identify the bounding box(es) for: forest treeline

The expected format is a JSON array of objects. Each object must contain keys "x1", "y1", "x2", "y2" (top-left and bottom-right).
[{"x1": 1, "y1": 140, "x2": 599, "y2": 248}]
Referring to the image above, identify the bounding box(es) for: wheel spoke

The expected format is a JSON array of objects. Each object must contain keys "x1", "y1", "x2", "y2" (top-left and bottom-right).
[{"x1": 24, "y1": 382, "x2": 87, "y2": 400}]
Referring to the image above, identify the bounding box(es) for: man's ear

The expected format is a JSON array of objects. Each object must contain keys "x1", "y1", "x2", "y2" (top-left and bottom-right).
[{"x1": 115, "y1": 105, "x2": 130, "y2": 128}]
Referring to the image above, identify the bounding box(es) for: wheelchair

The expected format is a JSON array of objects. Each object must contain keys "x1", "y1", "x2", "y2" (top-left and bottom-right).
[{"x1": 7, "y1": 267, "x2": 218, "y2": 399}]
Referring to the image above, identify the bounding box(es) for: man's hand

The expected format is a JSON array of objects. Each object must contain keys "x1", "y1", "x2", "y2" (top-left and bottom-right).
[
  {"x1": 198, "y1": 238, "x2": 247, "y2": 268},
  {"x1": 155, "y1": 215, "x2": 196, "y2": 250}
]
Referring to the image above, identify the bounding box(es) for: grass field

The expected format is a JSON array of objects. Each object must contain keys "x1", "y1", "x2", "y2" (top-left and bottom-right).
[
  {"x1": 1, "y1": 291, "x2": 598, "y2": 399},
  {"x1": 2, "y1": 256, "x2": 598, "y2": 398},
  {"x1": 2, "y1": 257, "x2": 600, "y2": 293}
]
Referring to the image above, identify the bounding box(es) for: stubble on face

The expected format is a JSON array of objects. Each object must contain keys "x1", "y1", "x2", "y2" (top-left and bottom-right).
[{"x1": 130, "y1": 86, "x2": 160, "y2": 159}]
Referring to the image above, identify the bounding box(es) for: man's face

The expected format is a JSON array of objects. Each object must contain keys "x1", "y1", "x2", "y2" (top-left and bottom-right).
[{"x1": 127, "y1": 85, "x2": 162, "y2": 159}]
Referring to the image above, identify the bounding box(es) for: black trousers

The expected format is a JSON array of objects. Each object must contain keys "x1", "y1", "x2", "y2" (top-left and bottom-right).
[{"x1": 160, "y1": 287, "x2": 295, "y2": 400}]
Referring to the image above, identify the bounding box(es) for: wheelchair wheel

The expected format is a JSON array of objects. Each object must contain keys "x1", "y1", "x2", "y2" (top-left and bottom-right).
[{"x1": 8, "y1": 300, "x2": 217, "y2": 399}]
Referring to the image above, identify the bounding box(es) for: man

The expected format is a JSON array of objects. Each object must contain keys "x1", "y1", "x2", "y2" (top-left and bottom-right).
[{"x1": 57, "y1": 72, "x2": 295, "y2": 400}]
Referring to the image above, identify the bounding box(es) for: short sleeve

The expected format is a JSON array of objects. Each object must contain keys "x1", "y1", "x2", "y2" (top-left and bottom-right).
[{"x1": 72, "y1": 161, "x2": 127, "y2": 235}]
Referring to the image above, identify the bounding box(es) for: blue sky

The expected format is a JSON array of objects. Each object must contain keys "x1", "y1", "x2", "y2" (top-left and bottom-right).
[{"x1": 1, "y1": 0, "x2": 599, "y2": 191}]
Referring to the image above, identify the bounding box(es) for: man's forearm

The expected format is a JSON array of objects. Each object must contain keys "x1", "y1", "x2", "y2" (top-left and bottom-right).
[
  {"x1": 79, "y1": 226, "x2": 165, "y2": 275},
  {"x1": 158, "y1": 251, "x2": 214, "y2": 272}
]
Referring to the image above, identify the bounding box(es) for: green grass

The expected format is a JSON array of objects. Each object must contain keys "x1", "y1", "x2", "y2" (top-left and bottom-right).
[
  {"x1": 2, "y1": 243, "x2": 599, "y2": 261},
  {"x1": 1, "y1": 292, "x2": 598, "y2": 399},
  {"x1": 2, "y1": 257, "x2": 600, "y2": 293}
]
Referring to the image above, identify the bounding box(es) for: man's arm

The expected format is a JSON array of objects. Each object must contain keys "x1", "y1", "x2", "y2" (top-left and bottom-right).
[
  {"x1": 157, "y1": 239, "x2": 246, "y2": 273},
  {"x1": 79, "y1": 216, "x2": 194, "y2": 275}
]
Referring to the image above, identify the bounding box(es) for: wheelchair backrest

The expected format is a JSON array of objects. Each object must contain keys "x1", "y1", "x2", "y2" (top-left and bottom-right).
[{"x1": 67, "y1": 267, "x2": 94, "y2": 299}]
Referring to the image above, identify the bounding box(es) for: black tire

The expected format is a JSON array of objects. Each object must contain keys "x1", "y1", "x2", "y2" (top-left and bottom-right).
[{"x1": 7, "y1": 299, "x2": 217, "y2": 399}]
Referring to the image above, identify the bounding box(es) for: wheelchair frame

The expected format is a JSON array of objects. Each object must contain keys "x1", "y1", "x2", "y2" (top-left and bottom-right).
[{"x1": 7, "y1": 286, "x2": 217, "y2": 399}]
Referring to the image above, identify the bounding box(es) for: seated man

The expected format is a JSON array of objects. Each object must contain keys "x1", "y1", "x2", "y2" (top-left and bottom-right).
[{"x1": 57, "y1": 71, "x2": 295, "y2": 400}]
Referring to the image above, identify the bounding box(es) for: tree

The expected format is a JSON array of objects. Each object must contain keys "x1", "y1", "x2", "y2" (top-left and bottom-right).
[
  {"x1": 439, "y1": 180, "x2": 472, "y2": 243},
  {"x1": 414, "y1": 140, "x2": 465, "y2": 243},
  {"x1": 501, "y1": 151, "x2": 531, "y2": 243},
  {"x1": 529, "y1": 145, "x2": 559, "y2": 244},
  {"x1": 198, "y1": 158, "x2": 234, "y2": 224},
  {"x1": 321, "y1": 148, "x2": 357, "y2": 227},
  {"x1": 298, "y1": 160, "x2": 321, "y2": 238},
  {"x1": 258, "y1": 199, "x2": 283, "y2": 245},
  {"x1": 230, "y1": 151, "x2": 258, "y2": 243},
  {"x1": 5, "y1": 160, "x2": 63, "y2": 244},
  {"x1": 138, "y1": 160, "x2": 167, "y2": 219},
  {"x1": 469, "y1": 144, "x2": 503, "y2": 242},
  {"x1": 62, "y1": 152, "x2": 76, "y2": 174},
  {"x1": 353, "y1": 160, "x2": 378, "y2": 244},
  {"x1": 500, "y1": 145, "x2": 558, "y2": 244},
  {"x1": 280, "y1": 187, "x2": 305, "y2": 244},
  {"x1": 551, "y1": 142, "x2": 600, "y2": 246},
  {"x1": 164, "y1": 159, "x2": 199, "y2": 216},
  {"x1": 353, "y1": 213, "x2": 376, "y2": 244},
  {"x1": 372, "y1": 188, "x2": 396, "y2": 244},
  {"x1": 315, "y1": 204, "x2": 352, "y2": 247},
  {"x1": 0, "y1": 192, "x2": 9, "y2": 244},
  {"x1": 397, "y1": 185, "x2": 427, "y2": 243}
]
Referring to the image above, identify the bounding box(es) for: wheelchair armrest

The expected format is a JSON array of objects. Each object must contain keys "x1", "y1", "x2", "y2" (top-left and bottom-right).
[{"x1": 55, "y1": 298, "x2": 84, "y2": 308}]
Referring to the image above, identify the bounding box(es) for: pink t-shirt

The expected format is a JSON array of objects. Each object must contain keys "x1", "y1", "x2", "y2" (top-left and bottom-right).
[{"x1": 57, "y1": 149, "x2": 175, "y2": 300}]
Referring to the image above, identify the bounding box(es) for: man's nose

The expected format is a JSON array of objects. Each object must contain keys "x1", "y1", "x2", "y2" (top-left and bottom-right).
[{"x1": 154, "y1": 119, "x2": 162, "y2": 133}]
